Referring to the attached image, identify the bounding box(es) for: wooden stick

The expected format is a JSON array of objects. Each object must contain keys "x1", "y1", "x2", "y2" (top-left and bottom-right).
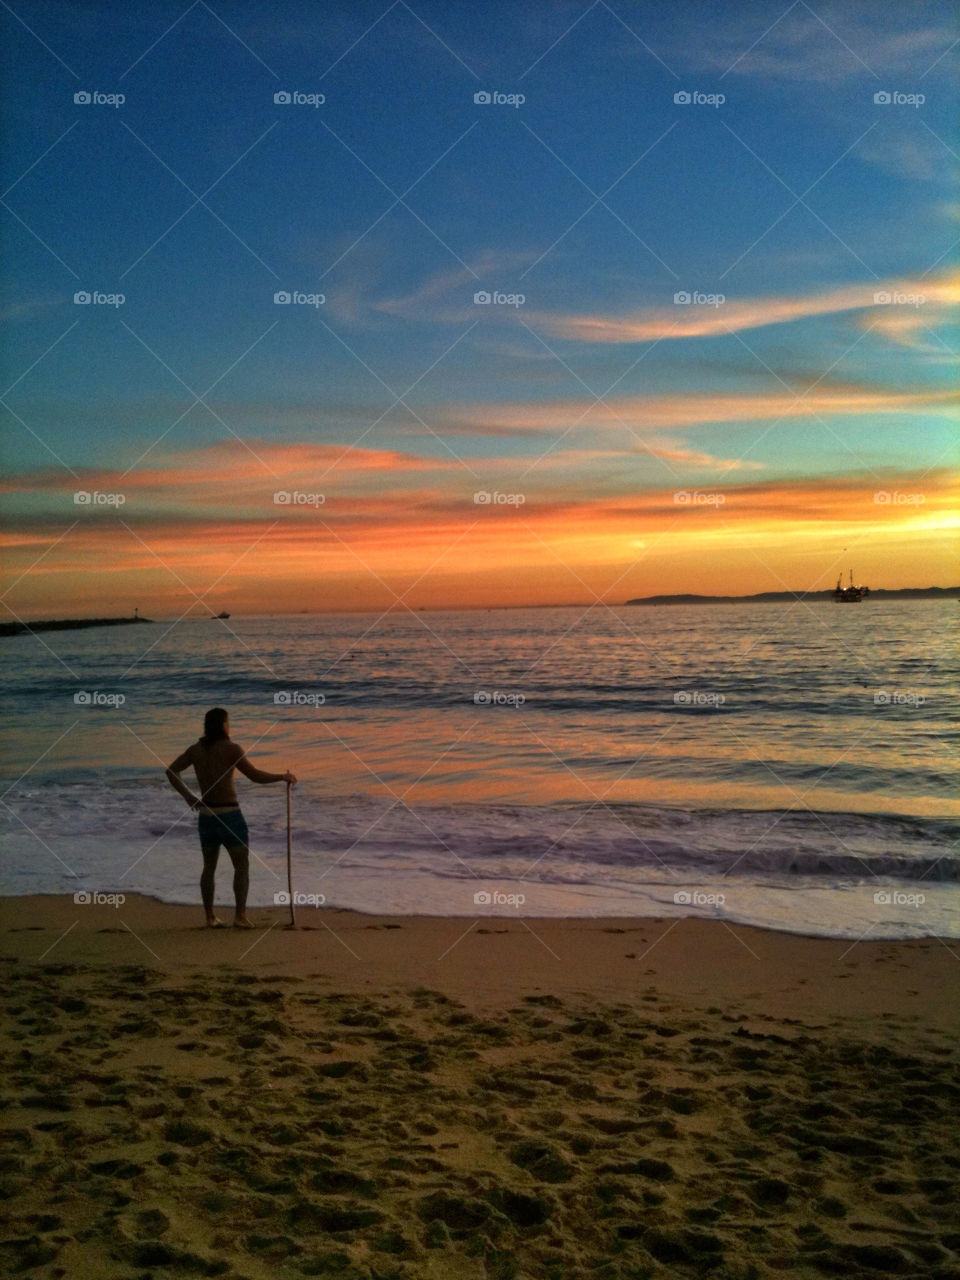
[{"x1": 285, "y1": 781, "x2": 296, "y2": 928}]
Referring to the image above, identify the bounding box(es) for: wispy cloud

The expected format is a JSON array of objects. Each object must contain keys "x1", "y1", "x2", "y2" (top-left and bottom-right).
[
  {"x1": 0, "y1": 297, "x2": 66, "y2": 325},
  {"x1": 325, "y1": 250, "x2": 538, "y2": 328},
  {"x1": 643, "y1": 442, "x2": 766, "y2": 471},
  {"x1": 526, "y1": 273, "x2": 959, "y2": 344},
  {"x1": 0, "y1": 440, "x2": 460, "y2": 503},
  {"x1": 436, "y1": 383, "x2": 956, "y2": 436},
  {"x1": 857, "y1": 127, "x2": 954, "y2": 182},
  {"x1": 683, "y1": 6, "x2": 958, "y2": 82},
  {"x1": 860, "y1": 308, "x2": 957, "y2": 362}
]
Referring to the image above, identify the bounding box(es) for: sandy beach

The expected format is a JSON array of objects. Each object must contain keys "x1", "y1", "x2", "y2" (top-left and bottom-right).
[{"x1": 1, "y1": 895, "x2": 957, "y2": 1279}]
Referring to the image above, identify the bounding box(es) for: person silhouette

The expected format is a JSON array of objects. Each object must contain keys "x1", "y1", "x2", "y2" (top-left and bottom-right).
[{"x1": 166, "y1": 708, "x2": 296, "y2": 927}]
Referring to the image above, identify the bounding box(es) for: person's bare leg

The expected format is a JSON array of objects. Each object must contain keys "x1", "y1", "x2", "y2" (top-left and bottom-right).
[
  {"x1": 227, "y1": 844, "x2": 251, "y2": 926},
  {"x1": 201, "y1": 846, "x2": 223, "y2": 926}
]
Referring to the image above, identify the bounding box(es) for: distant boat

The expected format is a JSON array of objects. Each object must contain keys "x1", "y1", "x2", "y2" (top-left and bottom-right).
[
  {"x1": 212, "y1": 611, "x2": 230, "y2": 619},
  {"x1": 833, "y1": 570, "x2": 869, "y2": 603}
]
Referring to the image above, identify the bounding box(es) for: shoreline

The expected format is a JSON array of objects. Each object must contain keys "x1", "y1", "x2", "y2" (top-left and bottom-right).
[
  {"x1": 4, "y1": 892, "x2": 958, "y2": 1031},
  {"x1": 3, "y1": 873, "x2": 957, "y2": 946},
  {"x1": 1, "y1": 884, "x2": 957, "y2": 945}
]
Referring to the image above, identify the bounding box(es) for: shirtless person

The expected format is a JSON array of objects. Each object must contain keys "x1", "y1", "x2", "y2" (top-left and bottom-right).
[{"x1": 166, "y1": 707, "x2": 296, "y2": 928}]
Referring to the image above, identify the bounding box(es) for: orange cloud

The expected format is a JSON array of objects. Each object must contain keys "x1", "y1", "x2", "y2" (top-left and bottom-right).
[
  {"x1": 3, "y1": 468, "x2": 955, "y2": 619},
  {"x1": 0, "y1": 440, "x2": 460, "y2": 507}
]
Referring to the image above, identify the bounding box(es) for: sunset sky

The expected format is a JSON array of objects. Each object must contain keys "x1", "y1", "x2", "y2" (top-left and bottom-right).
[{"x1": 1, "y1": 0, "x2": 957, "y2": 616}]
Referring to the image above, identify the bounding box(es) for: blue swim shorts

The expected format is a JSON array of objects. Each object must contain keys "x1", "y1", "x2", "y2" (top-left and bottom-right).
[{"x1": 198, "y1": 808, "x2": 249, "y2": 851}]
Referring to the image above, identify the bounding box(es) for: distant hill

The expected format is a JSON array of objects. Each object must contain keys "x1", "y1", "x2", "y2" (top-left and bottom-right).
[{"x1": 625, "y1": 588, "x2": 959, "y2": 606}]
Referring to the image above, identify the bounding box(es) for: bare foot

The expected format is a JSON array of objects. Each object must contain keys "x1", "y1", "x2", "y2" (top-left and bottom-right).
[
  {"x1": 233, "y1": 917, "x2": 255, "y2": 929},
  {"x1": 205, "y1": 916, "x2": 224, "y2": 929}
]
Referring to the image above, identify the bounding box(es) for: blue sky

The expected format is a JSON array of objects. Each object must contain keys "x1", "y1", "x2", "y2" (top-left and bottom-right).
[{"x1": 1, "y1": 0, "x2": 957, "y2": 610}]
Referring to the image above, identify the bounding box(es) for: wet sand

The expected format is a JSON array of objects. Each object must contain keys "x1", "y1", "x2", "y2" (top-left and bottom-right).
[{"x1": 2, "y1": 894, "x2": 958, "y2": 1278}]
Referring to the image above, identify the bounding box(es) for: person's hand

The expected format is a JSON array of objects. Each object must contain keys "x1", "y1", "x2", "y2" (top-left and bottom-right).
[
  {"x1": 189, "y1": 797, "x2": 212, "y2": 813},
  {"x1": 283, "y1": 771, "x2": 297, "y2": 785}
]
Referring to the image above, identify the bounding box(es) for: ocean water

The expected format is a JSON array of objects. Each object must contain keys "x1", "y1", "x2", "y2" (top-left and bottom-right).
[{"x1": 1, "y1": 602, "x2": 957, "y2": 938}]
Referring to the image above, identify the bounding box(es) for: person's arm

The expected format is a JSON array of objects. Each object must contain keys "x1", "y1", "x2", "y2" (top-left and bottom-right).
[
  {"x1": 235, "y1": 746, "x2": 296, "y2": 786},
  {"x1": 165, "y1": 747, "x2": 201, "y2": 808}
]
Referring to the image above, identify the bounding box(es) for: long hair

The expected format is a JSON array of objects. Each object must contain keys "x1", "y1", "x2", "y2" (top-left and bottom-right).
[{"x1": 200, "y1": 707, "x2": 229, "y2": 748}]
